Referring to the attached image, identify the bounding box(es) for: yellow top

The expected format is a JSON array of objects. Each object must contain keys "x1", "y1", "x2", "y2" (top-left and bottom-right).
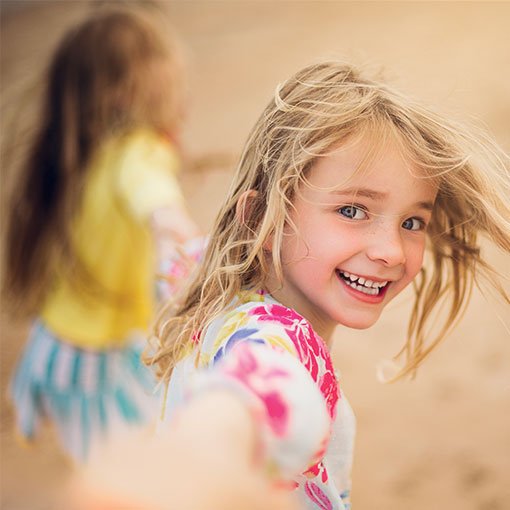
[{"x1": 40, "y1": 129, "x2": 184, "y2": 349}]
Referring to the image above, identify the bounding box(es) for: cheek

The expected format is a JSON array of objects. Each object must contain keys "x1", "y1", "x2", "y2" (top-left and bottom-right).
[
  {"x1": 406, "y1": 239, "x2": 426, "y2": 278},
  {"x1": 280, "y1": 218, "x2": 319, "y2": 264},
  {"x1": 280, "y1": 232, "x2": 307, "y2": 265}
]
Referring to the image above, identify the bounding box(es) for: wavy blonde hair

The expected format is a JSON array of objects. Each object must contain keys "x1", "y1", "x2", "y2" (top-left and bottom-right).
[{"x1": 151, "y1": 61, "x2": 510, "y2": 381}]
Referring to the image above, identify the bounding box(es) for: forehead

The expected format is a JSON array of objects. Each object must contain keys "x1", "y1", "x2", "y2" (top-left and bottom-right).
[{"x1": 304, "y1": 136, "x2": 437, "y2": 197}]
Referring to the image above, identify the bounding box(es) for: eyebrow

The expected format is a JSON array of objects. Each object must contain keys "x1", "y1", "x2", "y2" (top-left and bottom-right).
[{"x1": 332, "y1": 187, "x2": 435, "y2": 211}]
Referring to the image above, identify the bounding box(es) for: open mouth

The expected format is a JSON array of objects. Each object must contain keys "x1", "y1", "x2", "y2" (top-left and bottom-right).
[{"x1": 336, "y1": 270, "x2": 389, "y2": 296}]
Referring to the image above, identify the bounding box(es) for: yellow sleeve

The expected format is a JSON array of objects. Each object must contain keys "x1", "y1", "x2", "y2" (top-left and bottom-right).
[{"x1": 116, "y1": 131, "x2": 185, "y2": 222}]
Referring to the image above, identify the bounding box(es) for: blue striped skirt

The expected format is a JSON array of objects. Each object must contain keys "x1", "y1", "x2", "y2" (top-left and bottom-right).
[{"x1": 9, "y1": 321, "x2": 161, "y2": 462}]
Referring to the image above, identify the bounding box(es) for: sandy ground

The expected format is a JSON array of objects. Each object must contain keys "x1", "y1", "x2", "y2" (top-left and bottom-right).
[{"x1": 1, "y1": 1, "x2": 510, "y2": 509}]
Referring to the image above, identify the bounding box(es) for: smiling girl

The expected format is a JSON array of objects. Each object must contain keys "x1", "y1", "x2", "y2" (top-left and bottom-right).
[{"x1": 72, "y1": 61, "x2": 509, "y2": 510}]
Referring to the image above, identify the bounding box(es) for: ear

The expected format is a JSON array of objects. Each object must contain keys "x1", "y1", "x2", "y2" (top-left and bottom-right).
[{"x1": 235, "y1": 190, "x2": 259, "y2": 225}]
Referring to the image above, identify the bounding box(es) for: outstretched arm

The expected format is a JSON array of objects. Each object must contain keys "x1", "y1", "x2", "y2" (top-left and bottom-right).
[
  {"x1": 66, "y1": 390, "x2": 298, "y2": 510},
  {"x1": 150, "y1": 204, "x2": 201, "y2": 261},
  {"x1": 115, "y1": 131, "x2": 203, "y2": 296}
]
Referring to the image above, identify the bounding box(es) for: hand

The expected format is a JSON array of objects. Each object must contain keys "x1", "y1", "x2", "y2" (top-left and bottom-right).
[{"x1": 65, "y1": 391, "x2": 299, "y2": 510}]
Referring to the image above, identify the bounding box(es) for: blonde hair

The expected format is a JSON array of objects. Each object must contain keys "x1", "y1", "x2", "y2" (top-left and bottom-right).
[
  {"x1": 151, "y1": 61, "x2": 510, "y2": 381},
  {"x1": 3, "y1": 6, "x2": 186, "y2": 317}
]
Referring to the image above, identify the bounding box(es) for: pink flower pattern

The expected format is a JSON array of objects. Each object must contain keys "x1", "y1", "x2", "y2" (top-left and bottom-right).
[
  {"x1": 248, "y1": 304, "x2": 339, "y2": 419},
  {"x1": 187, "y1": 291, "x2": 351, "y2": 509},
  {"x1": 221, "y1": 342, "x2": 290, "y2": 437},
  {"x1": 305, "y1": 481, "x2": 334, "y2": 510},
  {"x1": 157, "y1": 237, "x2": 206, "y2": 300}
]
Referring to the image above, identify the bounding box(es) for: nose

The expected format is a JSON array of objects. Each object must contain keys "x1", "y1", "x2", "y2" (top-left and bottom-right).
[{"x1": 366, "y1": 225, "x2": 406, "y2": 267}]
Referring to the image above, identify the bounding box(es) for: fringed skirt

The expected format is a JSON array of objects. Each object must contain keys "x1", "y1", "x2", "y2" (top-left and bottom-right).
[{"x1": 9, "y1": 321, "x2": 160, "y2": 462}]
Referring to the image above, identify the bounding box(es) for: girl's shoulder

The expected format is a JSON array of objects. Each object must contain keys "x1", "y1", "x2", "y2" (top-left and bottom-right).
[
  {"x1": 115, "y1": 128, "x2": 178, "y2": 161},
  {"x1": 200, "y1": 290, "x2": 333, "y2": 377},
  {"x1": 202, "y1": 289, "x2": 312, "y2": 344},
  {"x1": 197, "y1": 290, "x2": 340, "y2": 422},
  {"x1": 225, "y1": 290, "x2": 319, "y2": 342}
]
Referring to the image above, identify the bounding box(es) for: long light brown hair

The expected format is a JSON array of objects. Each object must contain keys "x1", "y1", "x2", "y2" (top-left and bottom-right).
[
  {"x1": 151, "y1": 61, "x2": 510, "y2": 381},
  {"x1": 3, "y1": 6, "x2": 185, "y2": 317}
]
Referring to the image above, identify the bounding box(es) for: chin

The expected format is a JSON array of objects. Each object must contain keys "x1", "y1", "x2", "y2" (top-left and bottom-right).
[{"x1": 335, "y1": 314, "x2": 381, "y2": 330}]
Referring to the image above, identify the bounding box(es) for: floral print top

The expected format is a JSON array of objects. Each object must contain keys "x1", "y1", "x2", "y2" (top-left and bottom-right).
[{"x1": 162, "y1": 290, "x2": 356, "y2": 510}]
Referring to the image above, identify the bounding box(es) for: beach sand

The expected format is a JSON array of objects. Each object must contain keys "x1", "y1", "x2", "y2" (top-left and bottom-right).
[{"x1": 1, "y1": 2, "x2": 509, "y2": 509}]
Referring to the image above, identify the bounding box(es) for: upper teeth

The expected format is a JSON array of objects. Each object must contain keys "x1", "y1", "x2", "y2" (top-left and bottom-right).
[{"x1": 340, "y1": 270, "x2": 388, "y2": 289}]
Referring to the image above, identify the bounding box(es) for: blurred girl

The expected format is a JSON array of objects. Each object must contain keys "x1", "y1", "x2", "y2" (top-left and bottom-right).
[
  {"x1": 72, "y1": 60, "x2": 509, "y2": 509},
  {"x1": 3, "y1": 7, "x2": 199, "y2": 462}
]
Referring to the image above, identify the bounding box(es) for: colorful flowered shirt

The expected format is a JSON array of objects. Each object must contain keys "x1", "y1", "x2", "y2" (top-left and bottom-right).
[{"x1": 162, "y1": 290, "x2": 356, "y2": 510}]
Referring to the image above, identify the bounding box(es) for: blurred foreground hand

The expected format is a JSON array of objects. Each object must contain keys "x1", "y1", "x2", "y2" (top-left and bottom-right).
[{"x1": 65, "y1": 391, "x2": 299, "y2": 510}]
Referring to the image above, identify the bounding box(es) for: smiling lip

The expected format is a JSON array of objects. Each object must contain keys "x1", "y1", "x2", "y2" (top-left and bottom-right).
[{"x1": 335, "y1": 269, "x2": 390, "y2": 303}]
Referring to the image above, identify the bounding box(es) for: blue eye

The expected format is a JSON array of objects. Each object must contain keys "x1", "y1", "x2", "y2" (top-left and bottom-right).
[
  {"x1": 338, "y1": 205, "x2": 367, "y2": 220},
  {"x1": 402, "y1": 217, "x2": 423, "y2": 231}
]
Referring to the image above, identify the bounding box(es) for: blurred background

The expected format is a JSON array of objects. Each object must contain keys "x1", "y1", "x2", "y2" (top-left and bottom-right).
[{"x1": 1, "y1": 1, "x2": 509, "y2": 509}]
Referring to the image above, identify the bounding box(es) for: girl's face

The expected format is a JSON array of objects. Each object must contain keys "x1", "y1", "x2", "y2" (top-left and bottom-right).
[{"x1": 267, "y1": 137, "x2": 438, "y2": 339}]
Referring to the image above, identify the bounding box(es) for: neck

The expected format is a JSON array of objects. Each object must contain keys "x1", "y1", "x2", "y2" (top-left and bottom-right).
[
  {"x1": 313, "y1": 319, "x2": 336, "y2": 347},
  {"x1": 265, "y1": 286, "x2": 336, "y2": 347}
]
